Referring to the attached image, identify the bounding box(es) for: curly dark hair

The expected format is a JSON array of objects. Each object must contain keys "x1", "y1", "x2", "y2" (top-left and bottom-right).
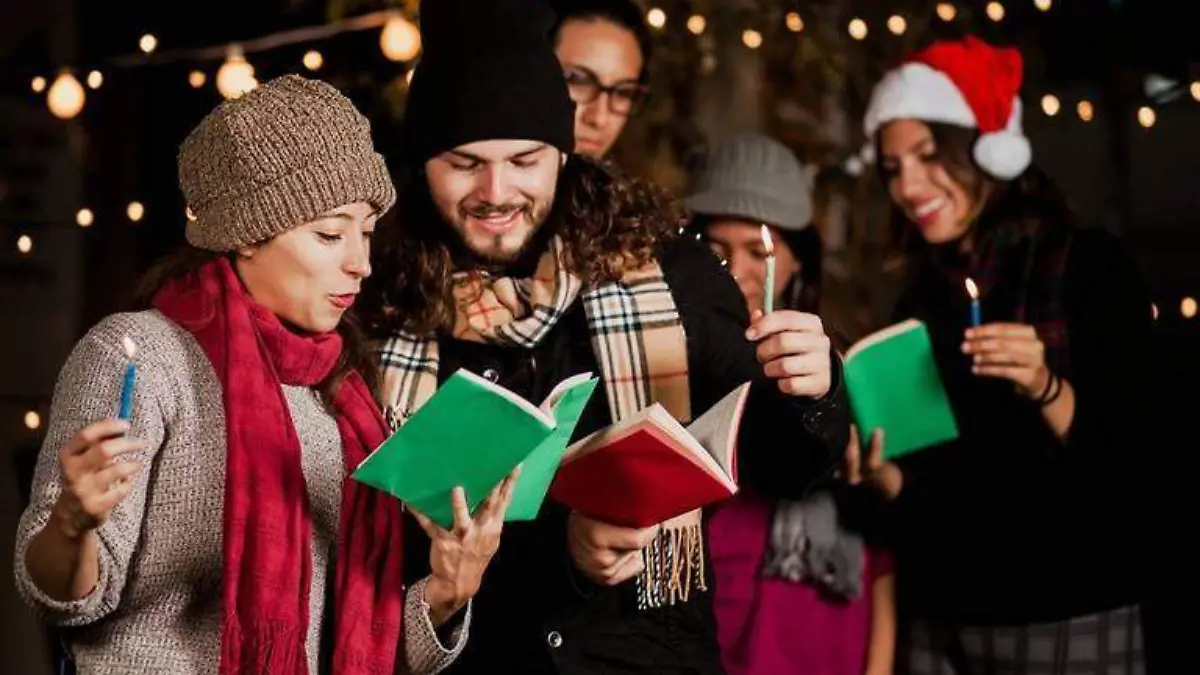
[
  {"x1": 129, "y1": 246, "x2": 380, "y2": 407},
  {"x1": 361, "y1": 155, "x2": 682, "y2": 338}
]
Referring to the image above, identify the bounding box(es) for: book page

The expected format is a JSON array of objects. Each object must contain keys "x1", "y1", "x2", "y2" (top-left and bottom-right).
[
  {"x1": 843, "y1": 318, "x2": 923, "y2": 364},
  {"x1": 540, "y1": 372, "x2": 596, "y2": 414},
  {"x1": 685, "y1": 382, "x2": 750, "y2": 481},
  {"x1": 454, "y1": 368, "x2": 555, "y2": 428}
]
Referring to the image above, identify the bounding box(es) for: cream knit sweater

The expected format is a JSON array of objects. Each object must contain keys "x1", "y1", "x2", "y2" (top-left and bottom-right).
[{"x1": 14, "y1": 310, "x2": 468, "y2": 674}]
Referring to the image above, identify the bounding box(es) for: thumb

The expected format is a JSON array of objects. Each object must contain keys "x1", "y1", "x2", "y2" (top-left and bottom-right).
[
  {"x1": 844, "y1": 427, "x2": 862, "y2": 484},
  {"x1": 866, "y1": 428, "x2": 885, "y2": 469}
]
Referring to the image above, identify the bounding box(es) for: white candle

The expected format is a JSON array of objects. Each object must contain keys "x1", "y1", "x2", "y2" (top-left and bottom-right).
[{"x1": 760, "y1": 224, "x2": 775, "y2": 315}]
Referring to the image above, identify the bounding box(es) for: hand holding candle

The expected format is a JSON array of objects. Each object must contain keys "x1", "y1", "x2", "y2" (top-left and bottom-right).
[
  {"x1": 760, "y1": 224, "x2": 776, "y2": 315},
  {"x1": 118, "y1": 336, "x2": 137, "y2": 422}
]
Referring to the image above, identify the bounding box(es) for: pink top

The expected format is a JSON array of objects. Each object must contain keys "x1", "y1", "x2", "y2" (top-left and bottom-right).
[{"x1": 708, "y1": 492, "x2": 893, "y2": 675}]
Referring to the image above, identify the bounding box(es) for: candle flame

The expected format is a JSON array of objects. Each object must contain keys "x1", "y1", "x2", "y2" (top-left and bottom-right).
[
  {"x1": 121, "y1": 335, "x2": 138, "y2": 359},
  {"x1": 759, "y1": 224, "x2": 774, "y2": 256},
  {"x1": 964, "y1": 277, "x2": 979, "y2": 300}
]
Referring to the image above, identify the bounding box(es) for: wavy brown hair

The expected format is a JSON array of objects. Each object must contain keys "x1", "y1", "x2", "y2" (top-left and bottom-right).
[
  {"x1": 129, "y1": 245, "x2": 380, "y2": 407},
  {"x1": 362, "y1": 155, "x2": 682, "y2": 337}
]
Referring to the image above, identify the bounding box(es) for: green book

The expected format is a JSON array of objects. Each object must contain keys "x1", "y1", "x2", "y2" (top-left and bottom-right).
[
  {"x1": 352, "y1": 369, "x2": 599, "y2": 529},
  {"x1": 842, "y1": 319, "x2": 959, "y2": 460}
]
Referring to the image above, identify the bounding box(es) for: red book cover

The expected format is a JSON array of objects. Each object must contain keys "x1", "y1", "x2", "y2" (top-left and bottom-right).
[{"x1": 548, "y1": 383, "x2": 750, "y2": 528}]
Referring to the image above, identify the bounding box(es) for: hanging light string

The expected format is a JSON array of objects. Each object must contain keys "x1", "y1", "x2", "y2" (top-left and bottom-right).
[{"x1": 30, "y1": 10, "x2": 421, "y2": 117}]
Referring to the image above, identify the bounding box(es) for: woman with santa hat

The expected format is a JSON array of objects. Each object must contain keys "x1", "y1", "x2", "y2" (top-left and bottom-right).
[{"x1": 850, "y1": 36, "x2": 1157, "y2": 674}]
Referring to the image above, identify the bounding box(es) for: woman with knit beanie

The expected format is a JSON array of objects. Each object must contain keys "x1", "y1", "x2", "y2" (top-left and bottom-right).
[
  {"x1": 854, "y1": 37, "x2": 1156, "y2": 674},
  {"x1": 685, "y1": 132, "x2": 897, "y2": 675},
  {"x1": 14, "y1": 75, "x2": 512, "y2": 675}
]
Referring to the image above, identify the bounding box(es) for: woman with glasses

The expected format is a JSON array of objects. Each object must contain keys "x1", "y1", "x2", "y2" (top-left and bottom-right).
[{"x1": 549, "y1": 0, "x2": 651, "y2": 159}]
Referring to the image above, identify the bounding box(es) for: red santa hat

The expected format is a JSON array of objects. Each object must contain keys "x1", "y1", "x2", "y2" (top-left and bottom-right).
[{"x1": 863, "y1": 37, "x2": 1032, "y2": 180}]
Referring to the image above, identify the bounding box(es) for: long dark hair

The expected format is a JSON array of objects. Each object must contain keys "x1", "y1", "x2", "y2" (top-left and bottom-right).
[
  {"x1": 130, "y1": 246, "x2": 381, "y2": 406},
  {"x1": 548, "y1": 0, "x2": 653, "y2": 80},
  {"x1": 875, "y1": 122, "x2": 1074, "y2": 261},
  {"x1": 361, "y1": 154, "x2": 682, "y2": 338}
]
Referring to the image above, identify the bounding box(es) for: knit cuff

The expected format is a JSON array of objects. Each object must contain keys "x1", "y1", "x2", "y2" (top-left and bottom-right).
[
  {"x1": 13, "y1": 524, "x2": 113, "y2": 626},
  {"x1": 403, "y1": 576, "x2": 471, "y2": 674}
]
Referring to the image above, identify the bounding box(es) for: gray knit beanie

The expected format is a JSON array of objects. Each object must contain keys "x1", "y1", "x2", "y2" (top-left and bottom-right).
[
  {"x1": 684, "y1": 133, "x2": 815, "y2": 231},
  {"x1": 179, "y1": 74, "x2": 396, "y2": 252}
]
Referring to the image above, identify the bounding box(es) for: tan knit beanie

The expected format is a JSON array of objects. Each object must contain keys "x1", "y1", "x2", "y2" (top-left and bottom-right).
[{"x1": 178, "y1": 74, "x2": 396, "y2": 252}]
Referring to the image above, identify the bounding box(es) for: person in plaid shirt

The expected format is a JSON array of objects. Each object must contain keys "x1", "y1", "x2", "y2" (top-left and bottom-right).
[{"x1": 357, "y1": 1, "x2": 850, "y2": 673}]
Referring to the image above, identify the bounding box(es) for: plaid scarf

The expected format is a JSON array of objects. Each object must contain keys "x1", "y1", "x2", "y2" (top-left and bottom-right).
[{"x1": 379, "y1": 236, "x2": 704, "y2": 608}]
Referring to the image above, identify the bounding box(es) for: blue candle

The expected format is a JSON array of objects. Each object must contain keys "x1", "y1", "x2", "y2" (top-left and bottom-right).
[
  {"x1": 118, "y1": 336, "x2": 137, "y2": 422},
  {"x1": 760, "y1": 224, "x2": 776, "y2": 315},
  {"x1": 965, "y1": 278, "x2": 982, "y2": 327}
]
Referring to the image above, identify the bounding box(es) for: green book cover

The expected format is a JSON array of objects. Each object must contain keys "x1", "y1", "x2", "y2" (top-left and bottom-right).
[
  {"x1": 351, "y1": 369, "x2": 598, "y2": 528},
  {"x1": 842, "y1": 319, "x2": 959, "y2": 460}
]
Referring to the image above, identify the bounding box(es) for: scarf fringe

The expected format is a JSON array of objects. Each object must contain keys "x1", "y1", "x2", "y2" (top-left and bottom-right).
[
  {"x1": 221, "y1": 615, "x2": 306, "y2": 674},
  {"x1": 636, "y1": 518, "x2": 707, "y2": 610}
]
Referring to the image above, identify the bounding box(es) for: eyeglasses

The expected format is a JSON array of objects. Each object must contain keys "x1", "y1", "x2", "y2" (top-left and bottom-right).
[{"x1": 563, "y1": 67, "x2": 649, "y2": 117}]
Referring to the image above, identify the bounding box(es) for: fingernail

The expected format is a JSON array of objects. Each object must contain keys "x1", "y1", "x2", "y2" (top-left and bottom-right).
[
  {"x1": 961, "y1": 342, "x2": 970, "y2": 353},
  {"x1": 745, "y1": 329, "x2": 757, "y2": 340}
]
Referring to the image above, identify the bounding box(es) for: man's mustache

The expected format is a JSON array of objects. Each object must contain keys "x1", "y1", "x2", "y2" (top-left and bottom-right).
[{"x1": 461, "y1": 202, "x2": 531, "y2": 219}]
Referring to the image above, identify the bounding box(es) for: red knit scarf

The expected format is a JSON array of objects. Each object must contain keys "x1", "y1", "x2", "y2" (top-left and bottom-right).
[{"x1": 153, "y1": 258, "x2": 404, "y2": 675}]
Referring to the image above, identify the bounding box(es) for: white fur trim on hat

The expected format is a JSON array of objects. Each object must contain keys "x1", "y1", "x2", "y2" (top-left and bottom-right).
[
  {"x1": 971, "y1": 99, "x2": 1032, "y2": 180},
  {"x1": 863, "y1": 62, "x2": 1032, "y2": 180}
]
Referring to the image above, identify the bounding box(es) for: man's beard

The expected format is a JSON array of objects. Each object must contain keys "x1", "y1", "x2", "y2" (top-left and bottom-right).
[{"x1": 452, "y1": 199, "x2": 553, "y2": 266}]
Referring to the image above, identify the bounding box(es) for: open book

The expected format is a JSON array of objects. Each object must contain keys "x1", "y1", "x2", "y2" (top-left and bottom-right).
[
  {"x1": 352, "y1": 368, "x2": 599, "y2": 529},
  {"x1": 548, "y1": 382, "x2": 751, "y2": 528},
  {"x1": 842, "y1": 318, "x2": 959, "y2": 460}
]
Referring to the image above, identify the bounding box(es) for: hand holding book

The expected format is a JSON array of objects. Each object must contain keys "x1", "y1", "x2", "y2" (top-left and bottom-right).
[{"x1": 411, "y1": 467, "x2": 520, "y2": 627}]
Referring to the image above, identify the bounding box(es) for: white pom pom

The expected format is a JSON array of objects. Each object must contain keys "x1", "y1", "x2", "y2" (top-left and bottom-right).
[{"x1": 973, "y1": 131, "x2": 1032, "y2": 180}]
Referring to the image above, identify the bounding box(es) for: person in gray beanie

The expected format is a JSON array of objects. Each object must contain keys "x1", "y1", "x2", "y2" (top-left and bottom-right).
[
  {"x1": 685, "y1": 132, "x2": 898, "y2": 675},
  {"x1": 14, "y1": 74, "x2": 515, "y2": 675}
]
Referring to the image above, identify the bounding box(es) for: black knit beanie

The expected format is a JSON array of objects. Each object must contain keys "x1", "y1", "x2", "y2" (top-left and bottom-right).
[{"x1": 404, "y1": 0, "x2": 576, "y2": 166}]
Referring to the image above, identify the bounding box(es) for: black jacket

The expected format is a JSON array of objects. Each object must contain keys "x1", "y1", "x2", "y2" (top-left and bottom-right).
[
  {"x1": 882, "y1": 227, "x2": 1158, "y2": 625},
  {"x1": 402, "y1": 236, "x2": 849, "y2": 674}
]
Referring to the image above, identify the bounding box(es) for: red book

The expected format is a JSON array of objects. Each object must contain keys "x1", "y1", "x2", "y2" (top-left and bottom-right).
[{"x1": 548, "y1": 382, "x2": 751, "y2": 528}]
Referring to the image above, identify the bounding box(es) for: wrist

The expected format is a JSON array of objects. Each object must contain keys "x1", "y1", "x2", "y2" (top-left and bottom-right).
[
  {"x1": 1022, "y1": 366, "x2": 1054, "y2": 401},
  {"x1": 423, "y1": 576, "x2": 465, "y2": 627},
  {"x1": 50, "y1": 498, "x2": 88, "y2": 542}
]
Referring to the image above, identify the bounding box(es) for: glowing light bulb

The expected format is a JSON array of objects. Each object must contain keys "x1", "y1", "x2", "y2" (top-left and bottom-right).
[
  {"x1": 47, "y1": 71, "x2": 85, "y2": 119},
  {"x1": 380, "y1": 13, "x2": 421, "y2": 61}
]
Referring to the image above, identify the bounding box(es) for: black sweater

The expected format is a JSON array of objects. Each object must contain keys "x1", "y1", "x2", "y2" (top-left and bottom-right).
[
  {"x1": 883, "y1": 227, "x2": 1158, "y2": 625},
  {"x1": 402, "y1": 236, "x2": 849, "y2": 674}
]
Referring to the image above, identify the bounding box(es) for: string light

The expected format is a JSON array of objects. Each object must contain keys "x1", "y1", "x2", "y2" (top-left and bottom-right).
[
  {"x1": 76, "y1": 208, "x2": 94, "y2": 227},
  {"x1": 24, "y1": 411, "x2": 41, "y2": 430},
  {"x1": 17, "y1": 235, "x2": 33, "y2": 255},
  {"x1": 139, "y1": 34, "x2": 158, "y2": 54},
  {"x1": 1041, "y1": 94, "x2": 1060, "y2": 116},
  {"x1": 848, "y1": 18, "x2": 868, "y2": 40},
  {"x1": 216, "y1": 48, "x2": 257, "y2": 100},
  {"x1": 687, "y1": 14, "x2": 706, "y2": 35},
  {"x1": 1182, "y1": 296, "x2": 1197, "y2": 319},
  {"x1": 936, "y1": 3, "x2": 957, "y2": 21},
  {"x1": 986, "y1": 2, "x2": 1006, "y2": 21},
  {"x1": 87, "y1": 70, "x2": 103, "y2": 89},
  {"x1": 1137, "y1": 106, "x2": 1156, "y2": 128},
  {"x1": 785, "y1": 12, "x2": 804, "y2": 32},
  {"x1": 47, "y1": 71, "x2": 85, "y2": 119},
  {"x1": 1191, "y1": 82, "x2": 1200, "y2": 102},
  {"x1": 742, "y1": 29, "x2": 763, "y2": 49},
  {"x1": 303, "y1": 50, "x2": 323, "y2": 71},
  {"x1": 1035, "y1": 0, "x2": 1053, "y2": 10},
  {"x1": 127, "y1": 201, "x2": 145, "y2": 222},
  {"x1": 31, "y1": 76, "x2": 46, "y2": 93},
  {"x1": 646, "y1": 8, "x2": 666, "y2": 29},
  {"x1": 887, "y1": 15, "x2": 907, "y2": 35},
  {"x1": 189, "y1": 71, "x2": 206, "y2": 88},
  {"x1": 1151, "y1": 303, "x2": 1159, "y2": 321},
  {"x1": 379, "y1": 12, "x2": 421, "y2": 61},
  {"x1": 1077, "y1": 100, "x2": 1094, "y2": 121}
]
